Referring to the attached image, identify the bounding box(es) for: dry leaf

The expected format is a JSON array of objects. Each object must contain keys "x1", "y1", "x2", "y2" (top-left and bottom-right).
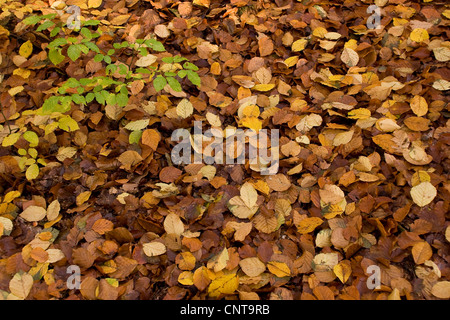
[{"x1": 20, "y1": 206, "x2": 46, "y2": 222}]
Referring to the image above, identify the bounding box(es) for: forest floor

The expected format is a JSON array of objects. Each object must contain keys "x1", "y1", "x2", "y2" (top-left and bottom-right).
[{"x1": 0, "y1": 0, "x2": 449, "y2": 300}]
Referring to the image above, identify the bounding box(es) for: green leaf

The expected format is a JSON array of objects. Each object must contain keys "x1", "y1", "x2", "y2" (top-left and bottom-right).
[
  {"x1": 150, "y1": 40, "x2": 165, "y2": 52},
  {"x1": 106, "y1": 64, "x2": 117, "y2": 75},
  {"x1": 183, "y1": 62, "x2": 199, "y2": 71},
  {"x1": 2, "y1": 132, "x2": 21, "y2": 147},
  {"x1": 135, "y1": 68, "x2": 152, "y2": 74},
  {"x1": 26, "y1": 164, "x2": 39, "y2": 180},
  {"x1": 36, "y1": 20, "x2": 55, "y2": 32},
  {"x1": 107, "y1": 49, "x2": 115, "y2": 56},
  {"x1": 86, "y1": 92, "x2": 95, "y2": 103},
  {"x1": 23, "y1": 131, "x2": 39, "y2": 146},
  {"x1": 23, "y1": 15, "x2": 43, "y2": 25},
  {"x1": 67, "y1": 44, "x2": 81, "y2": 62},
  {"x1": 48, "y1": 48, "x2": 65, "y2": 65},
  {"x1": 94, "y1": 53, "x2": 104, "y2": 62},
  {"x1": 95, "y1": 91, "x2": 105, "y2": 105},
  {"x1": 187, "y1": 70, "x2": 201, "y2": 86},
  {"x1": 166, "y1": 76, "x2": 182, "y2": 92},
  {"x1": 71, "y1": 94, "x2": 86, "y2": 105},
  {"x1": 173, "y1": 56, "x2": 187, "y2": 63},
  {"x1": 79, "y1": 44, "x2": 89, "y2": 54},
  {"x1": 48, "y1": 38, "x2": 67, "y2": 49},
  {"x1": 50, "y1": 26, "x2": 61, "y2": 37},
  {"x1": 139, "y1": 47, "x2": 148, "y2": 56},
  {"x1": 129, "y1": 130, "x2": 143, "y2": 144},
  {"x1": 18, "y1": 148, "x2": 27, "y2": 156},
  {"x1": 80, "y1": 27, "x2": 92, "y2": 40},
  {"x1": 59, "y1": 96, "x2": 73, "y2": 113},
  {"x1": 103, "y1": 55, "x2": 112, "y2": 64},
  {"x1": 118, "y1": 64, "x2": 128, "y2": 75},
  {"x1": 42, "y1": 13, "x2": 57, "y2": 20},
  {"x1": 58, "y1": 116, "x2": 79, "y2": 132},
  {"x1": 66, "y1": 78, "x2": 80, "y2": 88},
  {"x1": 116, "y1": 93, "x2": 129, "y2": 107},
  {"x1": 178, "y1": 70, "x2": 187, "y2": 78},
  {"x1": 106, "y1": 93, "x2": 116, "y2": 106},
  {"x1": 162, "y1": 57, "x2": 174, "y2": 64},
  {"x1": 42, "y1": 96, "x2": 60, "y2": 114},
  {"x1": 84, "y1": 41, "x2": 100, "y2": 53},
  {"x1": 82, "y1": 20, "x2": 100, "y2": 26},
  {"x1": 153, "y1": 75, "x2": 167, "y2": 92}
]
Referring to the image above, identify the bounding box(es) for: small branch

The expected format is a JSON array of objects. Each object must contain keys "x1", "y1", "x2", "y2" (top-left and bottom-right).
[{"x1": 0, "y1": 103, "x2": 12, "y2": 133}]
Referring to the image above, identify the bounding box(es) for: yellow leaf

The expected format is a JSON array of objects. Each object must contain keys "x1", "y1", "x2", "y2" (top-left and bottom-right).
[
  {"x1": 193, "y1": 266, "x2": 211, "y2": 291},
  {"x1": 240, "y1": 117, "x2": 262, "y2": 132},
  {"x1": 284, "y1": 56, "x2": 299, "y2": 67},
  {"x1": 76, "y1": 191, "x2": 92, "y2": 206},
  {"x1": 348, "y1": 108, "x2": 371, "y2": 119},
  {"x1": 142, "y1": 241, "x2": 166, "y2": 257},
  {"x1": 410, "y1": 28, "x2": 429, "y2": 42},
  {"x1": 312, "y1": 27, "x2": 327, "y2": 38},
  {"x1": 291, "y1": 38, "x2": 308, "y2": 52},
  {"x1": 267, "y1": 261, "x2": 291, "y2": 277},
  {"x1": 411, "y1": 171, "x2": 430, "y2": 187},
  {"x1": 176, "y1": 98, "x2": 193, "y2": 119},
  {"x1": 252, "y1": 83, "x2": 275, "y2": 91},
  {"x1": 88, "y1": 0, "x2": 103, "y2": 8},
  {"x1": 344, "y1": 39, "x2": 358, "y2": 50},
  {"x1": 0, "y1": 217, "x2": 13, "y2": 236},
  {"x1": 341, "y1": 47, "x2": 359, "y2": 67},
  {"x1": 239, "y1": 257, "x2": 266, "y2": 277},
  {"x1": 412, "y1": 241, "x2": 432, "y2": 264},
  {"x1": 46, "y1": 200, "x2": 60, "y2": 221},
  {"x1": 205, "y1": 112, "x2": 221, "y2": 127},
  {"x1": 207, "y1": 273, "x2": 239, "y2": 298},
  {"x1": 25, "y1": 163, "x2": 39, "y2": 180},
  {"x1": 432, "y1": 79, "x2": 450, "y2": 91},
  {"x1": 333, "y1": 130, "x2": 354, "y2": 146},
  {"x1": 20, "y1": 205, "x2": 46, "y2": 222},
  {"x1": 431, "y1": 281, "x2": 450, "y2": 299},
  {"x1": 240, "y1": 182, "x2": 258, "y2": 208},
  {"x1": 118, "y1": 150, "x2": 143, "y2": 170},
  {"x1": 19, "y1": 40, "x2": 33, "y2": 58},
  {"x1": 56, "y1": 146, "x2": 77, "y2": 162},
  {"x1": 13, "y1": 68, "x2": 31, "y2": 79},
  {"x1": 193, "y1": 0, "x2": 210, "y2": 8},
  {"x1": 2, "y1": 132, "x2": 21, "y2": 147},
  {"x1": 207, "y1": 247, "x2": 229, "y2": 272},
  {"x1": 433, "y1": 47, "x2": 450, "y2": 62},
  {"x1": 242, "y1": 105, "x2": 260, "y2": 118},
  {"x1": 296, "y1": 217, "x2": 323, "y2": 234},
  {"x1": 333, "y1": 260, "x2": 352, "y2": 283},
  {"x1": 9, "y1": 273, "x2": 33, "y2": 300},
  {"x1": 164, "y1": 213, "x2": 184, "y2": 236},
  {"x1": 410, "y1": 95, "x2": 428, "y2": 117},
  {"x1": 178, "y1": 271, "x2": 194, "y2": 286},
  {"x1": 8, "y1": 86, "x2": 24, "y2": 96},
  {"x1": 3, "y1": 190, "x2": 21, "y2": 203},
  {"x1": 410, "y1": 181, "x2": 436, "y2": 207}
]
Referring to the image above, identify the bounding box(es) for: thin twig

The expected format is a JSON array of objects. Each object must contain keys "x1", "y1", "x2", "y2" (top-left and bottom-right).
[{"x1": 0, "y1": 103, "x2": 12, "y2": 133}]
